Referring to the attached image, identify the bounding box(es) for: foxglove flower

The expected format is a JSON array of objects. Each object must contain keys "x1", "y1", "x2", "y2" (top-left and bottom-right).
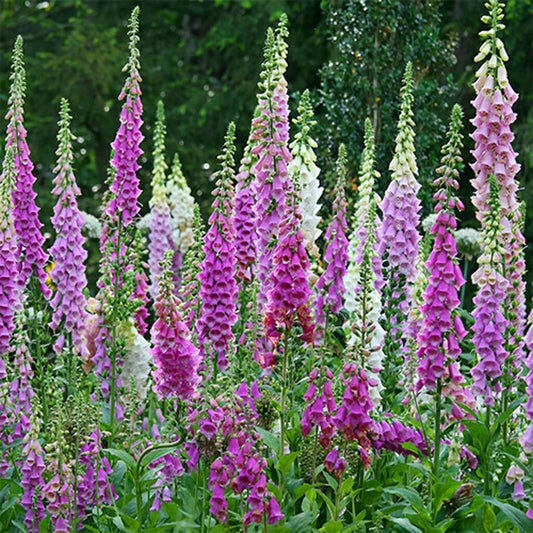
[
  {"x1": 196, "y1": 124, "x2": 238, "y2": 372},
  {"x1": 94, "y1": 7, "x2": 144, "y2": 413},
  {"x1": 0, "y1": 148, "x2": 21, "y2": 360},
  {"x1": 167, "y1": 151, "x2": 195, "y2": 290},
  {"x1": 379, "y1": 62, "x2": 421, "y2": 284},
  {"x1": 179, "y1": 204, "x2": 205, "y2": 329},
  {"x1": 288, "y1": 89, "x2": 323, "y2": 259},
  {"x1": 470, "y1": 0, "x2": 525, "y2": 365},
  {"x1": 234, "y1": 132, "x2": 259, "y2": 283},
  {"x1": 2, "y1": 36, "x2": 49, "y2": 297},
  {"x1": 332, "y1": 362, "x2": 376, "y2": 468},
  {"x1": 344, "y1": 123, "x2": 385, "y2": 405},
  {"x1": 378, "y1": 62, "x2": 421, "y2": 400},
  {"x1": 315, "y1": 144, "x2": 348, "y2": 329},
  {"x1": 417, "y1": 105, "x2": 468, "y2": 397},
  {"x1": 264, "y1": 185, "x2": 315, "y2": 346},
  {"x1": 20, "y1": 414, "x2": 46, "y2": 532},
  {"x1": 148, "y1": 100, "x2": 172, "y2": 300},
  {"x1": 345, "y1": 118, "x2": 382, "y2": 308},
  {"x1": 519, "y1": 312, "x2": 533, "y2": 452},
  {"x1": 251, "y1": 19, "x2": 292, "y2": 307},
  {"x1": 151, "y1": 251, "x2": 200, "y2": 401},
  {"x1": 470, "y1": 175, "x2": 509, "y2": 406},
  {"x1": 48, "y1": 99, "x2": 88, "y2": 355}
]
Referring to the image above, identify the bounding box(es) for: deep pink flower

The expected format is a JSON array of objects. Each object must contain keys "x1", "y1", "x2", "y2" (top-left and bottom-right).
[
  {"x1": 151, "y1": 252, "x2": 200, "y2": 402},
  {"x1": 3, "y1": 36, "x2": 49, "y2": 297},
  {"x1": 196, "y1": 124, "x2": 238, "y2": 372},
  {"x1": 417, "y1": 105, "x2": 467, "y2": 396}
]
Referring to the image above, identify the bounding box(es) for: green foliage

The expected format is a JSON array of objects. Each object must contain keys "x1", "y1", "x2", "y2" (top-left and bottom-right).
[{"x1": 315, "y1": 0, "x2": 457, "y2": 215}]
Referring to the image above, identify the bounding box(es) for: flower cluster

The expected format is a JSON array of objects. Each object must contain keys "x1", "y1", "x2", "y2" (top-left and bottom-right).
[
  {"x1": 0, "y1": 148, "x2": 20, "y2": 358},
  {"x1": 148, "y1": 100, "x2": 172, "y2": 299},
  {"x1": 233, "y1": 135, "x2": 259, "y2": 283},
  {"x1": 379, "y1": 62, "x2": 421, "y2": 283},
  {"x1": 470, "y1": 175, "x2": 509, "y2": 406},
  {"x1": 315, "y1": 144, "x2": 349, "y2": 326},
  {"x1": 288, "y1": 89, "x2": 323, "y2": 258},
  {"x1": 416, "y1": 104, "x2": 467, "y2": 394},
  {"x1": 151, "y1": 251, "x2": 200, "y2": 402},
  {"x1": 251, "y1": 19, "x2": 293, "y2": 307},
  {"x1": 195, "y1": 382, "x2": 283, "y2": 527},
  {"x1": 48, "y1": 99, "x2": 88, "y2": 355},
  {"x1": 470, "y1": 0, "x2": 525, "y2": 364},
  {"x1": 3, "y1": 36, "x2": 50, "y2": 297},
  {"x1": 196, "y1": 124, "x2": 238, "y2": 371},
  {"x1": 264, "y1": 187, "x2": 314, "y2": 346}
]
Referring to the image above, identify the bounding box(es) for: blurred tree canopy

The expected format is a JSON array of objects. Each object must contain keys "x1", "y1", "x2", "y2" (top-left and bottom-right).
[{"x1": 0, "y1": 0, "x2": 531, "y2": 293}]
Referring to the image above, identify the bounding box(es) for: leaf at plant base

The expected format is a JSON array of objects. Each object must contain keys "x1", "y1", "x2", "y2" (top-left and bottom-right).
[
  {"x1": 482, "y1": 504, "x2": 497, "y2": 533},
  {"x1": 286, "y1": 511, "x2": 317, "y2": 533},
  {"x1": 320, "y1": 520, "x2": 343, "y2": 533},
  {"x1": 256, "y1": 426, "x2": 281, "y2": 453},
  {"x1": 104, "y1": 448, "x2": 136, "y2": 468},
  {"x1": 277, "y1": 451, "x2": 298, "y2": 475},
  {"x1": 485, "y1": 497, "x2": 533, "y2": 533},
  {"x1": 141, "y1": 445, "x2": 181, "y2": 468},
  {"x1": 389, "y1": 517, "x2": 423, "y2": 533},
  {"x1": 383, "y1": 486, "x2": 424, "y2": 510}
]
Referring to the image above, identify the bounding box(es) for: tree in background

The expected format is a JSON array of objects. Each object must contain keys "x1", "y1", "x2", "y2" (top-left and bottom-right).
[{"x1": 315, "y1": 0, "x2": 457, "y2": 214}]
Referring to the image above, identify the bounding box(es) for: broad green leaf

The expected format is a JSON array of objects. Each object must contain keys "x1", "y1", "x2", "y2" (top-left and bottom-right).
[
  {"x1": 485, "y1": 497, "x2": 533, "y2": 533},
  {"x1": 389, "y1": 517, "x2": 423, "y2": 533},
  {"x1": 141, "y1": 445, "x2": 181, "y2": 468},
  {"x1": 286, "y1": 511, "x2": 317, "y2": 533},
  {"x1": 320, "y1": 520, "x2": 343, "y2": 533},
  {"x1": 383, "y1": 486, "x2": 425, "y2": 510},
  {"x1": 277, "y1": 451, "x2": 298, "y2": 475},
  {"x1": 482, "y1": 504, "x2": 497, "y2": 533},
  {"x1": 104, "y1": 448, "x2": 136, "y2": 468},
  {"x1": 255, "y1": 426, "x2": 281, "y2": 453}
]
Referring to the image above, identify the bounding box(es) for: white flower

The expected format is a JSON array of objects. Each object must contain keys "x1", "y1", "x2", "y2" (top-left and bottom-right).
[
  {"x1": 118, "y1": 319, "x2": 152, "y2": 400},
  {"x1": 81, "y1": 211, "x2": 103, "y2": 239}
]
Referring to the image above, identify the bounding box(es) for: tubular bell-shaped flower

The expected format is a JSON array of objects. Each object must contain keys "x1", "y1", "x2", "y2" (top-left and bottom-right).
[
  {"x1": 49, "y1": 99, "x2": 88, "y2": 355},
  {"x1": 167, "y1": 151, "x2": 196, "y2": 288},
  {"x1": 470, "y1": 174, "x2": 509, "y2": 406},
  {"x1": 288, "y1": 89, "x2": 323, "y2": 259},
  {"x1": 379, "y1": 62, "x2": 421, "y2": 284},
  {"x1": 179, "y1": 204, "x2": 205, "y2": 329},
  {"x1": 196, "y1": 123, "x2": 238, "y2": 372},
  {"x1": 315, "y1": 144, "x2": 348, "y2": 328},
  {"x1": 2, "y1": 36, "x2": 50, "y2": 297},
  {"x1": 94, "y1": 7, "x2": 145, "y2": 411},
  {"x1": 0, "y1": 148, "x2": 21, "y2": 361},
  {"x1": 470, "y1": 0, "x2": 525, "y2": 366},
  {"x1": 234, "y1": 129, "x2": 259, "y2": 284},
  {"x1": 251, "y1": 17, "x2": 293, "y2": 308},
  {"x1": 151, "y1": 251, "x2": 200, "y2": 401},
  {"x1": 264, "y1": 184, "x2": 314, "y2": 347},
  {"x1": 148, "y1": 100, "x2": 172, "y2": 300},
  {"x1": 378, "y1": 62, "x2": 422, "y2": 403},
  {"x1": 416, "y1": 105, "x2": 472, "y2": 416}
]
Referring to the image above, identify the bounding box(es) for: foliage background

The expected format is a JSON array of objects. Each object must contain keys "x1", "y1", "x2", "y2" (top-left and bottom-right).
[{"x1": 0, "y1": 0, "x2": 531, "y2": 296}]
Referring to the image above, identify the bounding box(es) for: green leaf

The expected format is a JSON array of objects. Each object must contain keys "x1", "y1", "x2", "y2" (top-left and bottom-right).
[
  {"x1": 277, "y1": 451, "x2": 298, "y2": 476},
  {"x1": 383, "y1": 486, "x2": 425, "y2": 510},
  {"x1": 141, "y1": 445, "x2": 181, "y2": 468},
  {"x1": 388, "y1": 517, "x2": 423, "y2": 533},
  {"x1": 462, "y1": 420, "x2": 490, "y2": 452},
  {"x1": 320, "y1": 520, "x2": 343, "y2": 533},
  {"x1": 256, "y1": 426, "x2": 281, "y2": 453},
  {"x1": 104, "y1": 448, "x2": 136, "y2": 468},
  {"x1": 340, "y1": 477, "x2": 354, "y2": 495},
  {"x1": 485, "y1": 497, "x2": 533, "y2": 533},
  {"x1": 483, "y1": 504, "x2": 497, "y2": 533},
  {"x1": 286, "y1": 511, "x2": 317, "y2": 533}
]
